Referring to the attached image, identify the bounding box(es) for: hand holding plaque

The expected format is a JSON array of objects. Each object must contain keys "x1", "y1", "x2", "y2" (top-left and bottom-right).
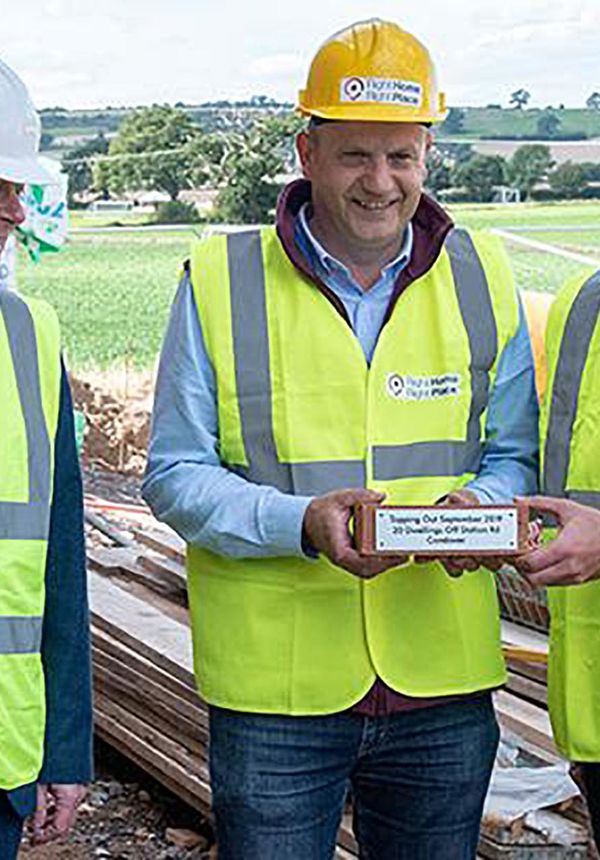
[{"x1": 354, "y1": 493, "x2": 529, "y2": 577}]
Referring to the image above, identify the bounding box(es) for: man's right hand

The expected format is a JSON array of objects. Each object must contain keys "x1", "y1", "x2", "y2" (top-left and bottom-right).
[{"x1": 303, "y1": 488, "x2": 409, "y2": 579}]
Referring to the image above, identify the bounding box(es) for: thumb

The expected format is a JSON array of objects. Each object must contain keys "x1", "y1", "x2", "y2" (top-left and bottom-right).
[
  {"x1": 517, "y1": 495, "x2": 572, "y2": 524},
  {"x1": 345, "y1": 489, "x2": 385, "y2": 506}
]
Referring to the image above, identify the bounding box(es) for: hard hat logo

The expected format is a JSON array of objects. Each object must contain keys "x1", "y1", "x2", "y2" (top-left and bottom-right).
[
  {"x1": 340, "y1": 77, "x2": 423, "y2": 108},
  {"x1": 342, "y1": 78, "x2": 365, "y2": 101},
  {"x1": 298, "y1": 18, "x2": 447, "y2": 124}
]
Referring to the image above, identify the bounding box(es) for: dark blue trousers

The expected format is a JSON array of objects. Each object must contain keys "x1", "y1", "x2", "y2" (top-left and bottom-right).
[
  {"x1": 210, "y1": 694, "x2": 499, "y2": 860},
  {"x1": 0, "y1": 794, "x2": 24, "y2": 860}
]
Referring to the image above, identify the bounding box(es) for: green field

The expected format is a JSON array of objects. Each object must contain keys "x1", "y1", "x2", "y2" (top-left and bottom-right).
[
  {"x1": 14, "y1": 202, "x2": 600, "y2": 372},
  {"x1": 441, "y1": 107, "x2": 600, "y2": 140}
]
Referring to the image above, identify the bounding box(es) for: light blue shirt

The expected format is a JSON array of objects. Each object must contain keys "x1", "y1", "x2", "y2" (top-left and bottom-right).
[{"x1": 143, "y1": 217, "x2": 539, "y2": 558}]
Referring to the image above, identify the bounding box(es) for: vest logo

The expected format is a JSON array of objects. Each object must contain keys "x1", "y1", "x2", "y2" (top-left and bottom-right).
[{"x1": 386, "y1": 372, "x2": 461, "y2": 401}]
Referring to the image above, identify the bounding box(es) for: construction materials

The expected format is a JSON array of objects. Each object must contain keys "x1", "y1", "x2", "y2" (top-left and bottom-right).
[{"x1": 85, "y1": 503, "x2": 593, "y2": 858}]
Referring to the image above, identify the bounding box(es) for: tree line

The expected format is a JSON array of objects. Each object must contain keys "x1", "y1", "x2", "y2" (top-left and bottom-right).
[{"x1": 61, "y1": 105, "x2": 600, "y2": 224}]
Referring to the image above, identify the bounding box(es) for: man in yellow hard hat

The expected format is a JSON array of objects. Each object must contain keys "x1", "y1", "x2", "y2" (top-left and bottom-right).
[
  {"x1": 144, "y1": 19, "x2": 539, "y2": 858},
  {"x1": 515, "y1": 268, "x2": 600, "y2": 852},
  {"x1": 0, "y1": 58, "x2": 92, "y2": 858}
]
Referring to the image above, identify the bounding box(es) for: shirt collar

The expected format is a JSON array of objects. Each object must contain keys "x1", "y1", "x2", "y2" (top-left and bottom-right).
[{"x1": 297, "y1": 201, "x2": 413, "y2": 278}]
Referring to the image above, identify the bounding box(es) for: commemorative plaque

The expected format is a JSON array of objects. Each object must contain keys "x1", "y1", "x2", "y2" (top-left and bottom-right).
[{"x1": 354, "y1": 502, "x2": 528, "y2": 557}]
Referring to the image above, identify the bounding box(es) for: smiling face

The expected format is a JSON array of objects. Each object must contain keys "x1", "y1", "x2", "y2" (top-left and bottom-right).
[
  {"x1": 297, "y1": 121, "x2": 430, "y2": 264},
  {"x1": 0, "y1": 180, "x2": 25, "y2": 253}
]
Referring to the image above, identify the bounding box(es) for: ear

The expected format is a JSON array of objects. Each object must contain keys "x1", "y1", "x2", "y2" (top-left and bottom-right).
[{"x1": 296, "y1": 131, "x2": 312, "y2": 179}]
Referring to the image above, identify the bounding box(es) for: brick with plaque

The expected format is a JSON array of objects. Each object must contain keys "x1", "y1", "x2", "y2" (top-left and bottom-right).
[{"x1": 354, "y1": 502, "x2": 528, "y2": 557}]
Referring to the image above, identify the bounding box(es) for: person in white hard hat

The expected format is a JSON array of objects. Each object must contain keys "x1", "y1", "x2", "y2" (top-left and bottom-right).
[{"x1": 0, "y1": 58, "x2": 92, "y2": 858}]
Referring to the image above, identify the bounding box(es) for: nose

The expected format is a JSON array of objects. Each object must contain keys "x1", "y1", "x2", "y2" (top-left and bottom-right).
[
  {"x1": 0, "y1": 183, "x2": 25, "y2": 228},
  {"x1": 362, "y1": 156, "x2": 396, "y2": 196}
]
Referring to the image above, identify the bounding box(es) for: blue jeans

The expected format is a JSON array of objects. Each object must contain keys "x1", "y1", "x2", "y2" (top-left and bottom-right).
[
  {"x1": 209, "y1": 695, "x2": 499, "y2": 860},
  {"x1": 0, "y1": 794, "x2": 24, "y2": 860}
]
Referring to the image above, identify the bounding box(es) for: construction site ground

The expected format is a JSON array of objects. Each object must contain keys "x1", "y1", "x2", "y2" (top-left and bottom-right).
[{"x1": 19, "y1": 739, "x2": 214, "y2": 858}]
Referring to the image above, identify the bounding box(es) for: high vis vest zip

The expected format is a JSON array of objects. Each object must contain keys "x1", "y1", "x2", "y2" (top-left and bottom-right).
[
  {"x1": 541, "y1": 268, "x2": 600, "y2": 761},
  {"x1": 185, "y1": 226, "x2": 520, "y2": 714},
  {"x1": 0, "y1": 291, "x2": 60, "y2": 790}
]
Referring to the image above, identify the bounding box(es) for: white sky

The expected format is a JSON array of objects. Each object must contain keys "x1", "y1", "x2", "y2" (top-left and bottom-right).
[{"x1": 2, "y1": 0, "x2": 598, "y2": 110}]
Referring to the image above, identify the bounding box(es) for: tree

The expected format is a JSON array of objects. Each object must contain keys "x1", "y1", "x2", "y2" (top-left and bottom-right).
[
  {"x1": 509, "y1": 89, "x2": 530, "y2": 110},
  {"x1": 508, "y1": 144, "x2": 553, "y2": 199},
  {"x1": 95, "y1": 105, "x2": 203, "y2": 200},
  {"x1": 549, "y1": 161, "x2": 588, "y2": 199},
  {"x1": 440, "y1": 107, "x2": 465, "y2": 135},
  {"x1": 452, "y1": 154, "x2": 507, "y2": 202},
  {"x1": 586, "y1": 92, "x2": 600, "y2": 110},
  {"x1": 425, "y1": 147, "x2": 451, "y2": 196},
  {"x1": 215, "y1": 114, "x2": 303, "y2": 224},
  {"x1": 62, "y1": 134, "x2": 110, "y2": 204},
  {"x1": 536, "y1": 111, "x2": 561, "y2": 139}
]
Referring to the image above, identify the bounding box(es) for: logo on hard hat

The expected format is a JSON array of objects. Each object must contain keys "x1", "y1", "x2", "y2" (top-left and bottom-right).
[
  {"x1": 341, "y1": 77, "x2": 423, "y2": 107},
  {"x1": 342, "y1": 77, "x2": 366, "y2": 101}
]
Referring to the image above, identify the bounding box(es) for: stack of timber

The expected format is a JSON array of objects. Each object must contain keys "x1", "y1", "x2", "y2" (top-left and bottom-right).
[{"x1": 86, "y1": 502, "x2": 593, "y2": 859}]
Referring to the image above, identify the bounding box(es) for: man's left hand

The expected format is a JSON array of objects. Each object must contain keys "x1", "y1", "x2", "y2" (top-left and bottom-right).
[
  {"x1": 32, "y1": 783, "x2": 87, "y2": 844},
  {"x1": 514, "y1": 496, "x2": 600, "y2": 586}
]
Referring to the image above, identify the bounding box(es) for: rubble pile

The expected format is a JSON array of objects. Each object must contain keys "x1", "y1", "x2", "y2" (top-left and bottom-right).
[{"x1": 70, "y1": 373, "x2": 153, "y2": 477}]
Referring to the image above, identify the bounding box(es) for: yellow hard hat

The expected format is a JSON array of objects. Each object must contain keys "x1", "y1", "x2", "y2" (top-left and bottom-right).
[{"x1": 298, "y1": 19, "x2": 447, "y2": 124}]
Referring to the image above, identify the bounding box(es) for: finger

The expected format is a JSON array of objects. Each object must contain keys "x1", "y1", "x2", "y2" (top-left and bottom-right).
[
  {"x1": 343, "y1": 488, "x2": 386, "y2": 507},
  {"x1": 52, "y1": 795, "x2": 79, "y2": 839},
  {"x1": 516, "y1": 495, "x2": 571, "y2": 523},
  {"x1": 514, "y1": 543, "x2": 566, "y2": 575},
  {"x1": 443, "y1": 560, "x2": 464, "y2": 578},
  {"x1": 33, "y1": 784, "x2": 49, "y2": 843},
  {"x1": 525, "y1": 561, "x2": 579, "y2": 587}
]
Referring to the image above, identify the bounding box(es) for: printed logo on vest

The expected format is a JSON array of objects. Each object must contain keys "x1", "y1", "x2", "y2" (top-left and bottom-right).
[{"x1": 386, "y1": 372, "x2": 461, "y2": 401}]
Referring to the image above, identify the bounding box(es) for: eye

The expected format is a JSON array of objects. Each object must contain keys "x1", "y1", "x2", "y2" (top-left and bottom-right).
[
  {"x1": 389, "y1": 152, "x2": 413, "y2": 166},
  {"x1": 340, "y1": 151, "x2": 369, "y2": 166}
]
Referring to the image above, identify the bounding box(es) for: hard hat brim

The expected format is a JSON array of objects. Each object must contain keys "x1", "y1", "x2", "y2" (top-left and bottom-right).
[
  {"x1": 0, "y1": 154, "x2": 56, "y2": 186},
  {"x1": 297, "y1": 102, "x2": 447, "y2": 124}
]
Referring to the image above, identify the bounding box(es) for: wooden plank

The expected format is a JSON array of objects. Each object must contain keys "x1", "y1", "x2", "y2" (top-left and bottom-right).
[
  {"x1": 95, "y1": 706, "x2": 212, "y2": 813},
  {"x1": 506, "y1": 672, "x2": 548, "y2": 709},
  {"x1": 91, "y1": 626, "x2": 200, "y2": 705},
  {"x1": 494, "y1": 691, "x2": 557, "y2": 758},
  {"x1": 94, "y1": 657, "x2": 208, "y2": 749},
  {"x1": 88, "y1": 547, "x2": 188, "y2": 605},
  {"x1": 89, "y1": 571, "x2": 195, "y2": 686},
  {"x1": 131, "y1": 526, "x2": 186, "y2": 565}
]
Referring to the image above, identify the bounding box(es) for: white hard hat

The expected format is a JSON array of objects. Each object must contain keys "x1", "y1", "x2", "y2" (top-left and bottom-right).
[{"x1": 0, "y1": 58, "x2": 54, "y2": 185}]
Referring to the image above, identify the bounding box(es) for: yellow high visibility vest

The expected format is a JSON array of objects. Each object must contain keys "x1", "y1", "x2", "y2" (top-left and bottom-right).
[
  {"x1": 0, "y1": 291, "x2": 61, "y2": 790},
  {"x1": 186, "y1": 226, "x2": 520, "y2": 714},
  {"x1": 541, "y1": 268, "x2": 600, "y2": 761}
]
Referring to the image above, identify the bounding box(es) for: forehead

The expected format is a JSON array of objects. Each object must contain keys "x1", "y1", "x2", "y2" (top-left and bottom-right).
[{"x1": 314, "y1": 121, "x2": 427, "y2": 152}]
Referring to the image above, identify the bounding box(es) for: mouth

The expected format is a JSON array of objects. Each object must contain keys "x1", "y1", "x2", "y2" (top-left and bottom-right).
[{"x1": 351, "y1": 198, "x2": 399, "y2": 211}]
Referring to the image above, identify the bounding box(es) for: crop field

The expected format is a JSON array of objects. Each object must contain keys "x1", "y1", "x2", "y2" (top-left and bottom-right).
[{"x1": 14, "y1": 202, "x2": 600, "y2": 372}]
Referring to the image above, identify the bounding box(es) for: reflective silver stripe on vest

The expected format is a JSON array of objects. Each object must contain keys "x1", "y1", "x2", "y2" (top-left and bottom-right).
[
  {"x1": 543, "y1": 271, "x2": 600, "y2": 500},
  {"x1": 373, "y1": 440, "x2": 482, "y2": 481},
  {"x1": 445, "y1": 228, "x2": 497, "y2": 449},
  {"x1": 567, "y1": 490, "x2": 600, "y2": 510},
  {"x1": 0, "y1": 616, "x2": 43, "y2": 654},
  {"x1": 372, "y1": 229, "x2": 496, "y2": 481},
  {"x1": 0, "y1": 291, "x2": 52, "y2": 539},
  {"x1": 227, "y1": 229, "x2": 493, "y2": 494},
  {"x1": 228, "y1": 232, "x2": 365, "y2": 494}
]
